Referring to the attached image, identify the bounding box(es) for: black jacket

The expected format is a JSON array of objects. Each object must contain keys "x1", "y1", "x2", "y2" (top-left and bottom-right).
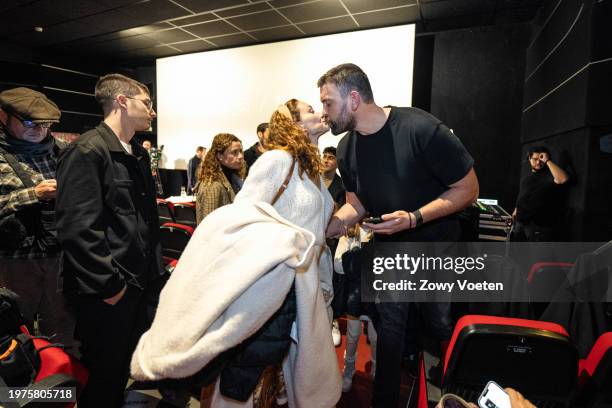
[
  {"x1": 244, "y1": 143, "x2": 262, "y2": 176},
  {"x1": 56, "y1": 122, "x2": 164, "y2": 299},
  {"x1": 187, "y1": 155, "x2": 201, "y2": 193}
]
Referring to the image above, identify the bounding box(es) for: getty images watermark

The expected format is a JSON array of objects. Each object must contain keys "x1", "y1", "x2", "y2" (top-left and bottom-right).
[
  {"x1": 357, "y1": 242, "x2": 609, "y2": 303},
  {"x1": 371, "y1": 252, "x2": 496, "y2": 293}
]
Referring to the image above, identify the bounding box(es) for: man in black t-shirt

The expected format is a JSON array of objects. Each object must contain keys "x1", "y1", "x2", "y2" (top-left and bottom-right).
[
  {"x1": 319, "y1": 63, "x2": 479, "y2": 408},
  {"x1": 243, "y1": 122, "x2": 268, "y2": 175},
  {"x1": 513, "y1": 146, "x2": 569, "y2": 241}
]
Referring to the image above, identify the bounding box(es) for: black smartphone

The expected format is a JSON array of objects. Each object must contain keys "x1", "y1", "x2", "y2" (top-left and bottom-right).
[{"x1": 363, "y1": 216, "x2": 383, "y2": 224}]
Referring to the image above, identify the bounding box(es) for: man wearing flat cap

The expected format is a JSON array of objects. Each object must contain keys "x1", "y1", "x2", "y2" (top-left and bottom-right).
[{"x1": 0, "y1": 87, "x2": 75, "y2": 349}]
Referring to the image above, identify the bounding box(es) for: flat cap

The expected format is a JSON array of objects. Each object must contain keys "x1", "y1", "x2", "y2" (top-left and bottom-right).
[{"x1": 0, "y1": 87, "x2": 61, "y2": 123}]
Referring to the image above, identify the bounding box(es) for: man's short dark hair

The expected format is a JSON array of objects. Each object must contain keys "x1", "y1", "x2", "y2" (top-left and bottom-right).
[
  {"x1": 256, "y1": 123, "x2": 269, "y2": 134},
  {"x1": 196, "y1": 146, "x2": 205, "y2": 152},
  {"x1": 527, "y1": 145, "x2": 550, "y2": 158},
  {"x1": 95, "y1": 73, "x2": 150, "y2": 115},
  {"x1": 317, "y1": 63, "x2": 374, "y2": 103},
  {"x1": 323, "y1": 146, "x2": 337, "y2": 157}
]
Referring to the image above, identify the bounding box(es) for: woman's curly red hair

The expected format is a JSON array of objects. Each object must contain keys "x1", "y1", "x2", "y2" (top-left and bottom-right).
[{"x1": 265, "y1": 110, "x2": 321, "y2": 180}]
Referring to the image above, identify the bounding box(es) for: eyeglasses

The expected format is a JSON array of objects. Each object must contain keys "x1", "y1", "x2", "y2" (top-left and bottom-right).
[
  {"x1": 10, "y1": 113, "x2": 53, "y2": 129},
  {"x1": 125, "y1": 96, "x2": 154, "y2": 110}
]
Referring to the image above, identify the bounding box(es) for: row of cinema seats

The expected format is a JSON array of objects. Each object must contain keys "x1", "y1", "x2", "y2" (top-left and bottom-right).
[
  {"x1": 414, "y1": 315, "x2": 612, "y2": 408},
  {"x1": 156, "y1": 199, "x2": 196, "y2": 271},
  {"x1": 156, "y1": 199, "x2": 197, "y2": 228}
]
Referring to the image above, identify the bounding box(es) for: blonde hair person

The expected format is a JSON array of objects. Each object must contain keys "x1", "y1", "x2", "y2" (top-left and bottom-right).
[{"x1": 194, "y1": 133, "x2": 245, "y2": 224}]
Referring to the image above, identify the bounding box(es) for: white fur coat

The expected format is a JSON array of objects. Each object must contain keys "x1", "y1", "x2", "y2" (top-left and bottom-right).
[{"x1": 131, "y1": 199, "x2": 340, "y2": 407}]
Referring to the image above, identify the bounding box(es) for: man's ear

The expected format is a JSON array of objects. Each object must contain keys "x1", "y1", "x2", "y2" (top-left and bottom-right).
[
  {"x1": 115, "y1": 94, "x2": 129, "y2": 110},
  {"x1": 350, "y1": 91, "x2": 361, "y2": 111},
  {"x1": 0, "y1": 108, "x2": 7, "y2": 124}
]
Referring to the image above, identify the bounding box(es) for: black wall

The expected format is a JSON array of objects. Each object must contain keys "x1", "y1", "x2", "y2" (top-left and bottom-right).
[
  {"x1": 522, "y1": 0, "x2": 612, "y2": 240},
  {"x1": 1, "y1": 47, "x2": 156, "y2": 138},
  {"x1": 414, "y1": 23, "x2": 530, "y2": 211}
]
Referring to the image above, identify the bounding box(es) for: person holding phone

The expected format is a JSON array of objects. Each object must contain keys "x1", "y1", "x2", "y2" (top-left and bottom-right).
[
  {"x1": 436, "y1": 386, "x2": 536, "y2": 408},
  {"x1": 319, "y1": 63, "x2": 479, "y2": 408}
]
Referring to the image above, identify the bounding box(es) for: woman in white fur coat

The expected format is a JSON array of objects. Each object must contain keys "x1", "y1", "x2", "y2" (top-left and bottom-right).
[
  {"x1": 131, "y1": 101, "x2": 342, "y2": 408},
  {"x1": 221, "y1": 101, "x2": 341, "y2": 407}
]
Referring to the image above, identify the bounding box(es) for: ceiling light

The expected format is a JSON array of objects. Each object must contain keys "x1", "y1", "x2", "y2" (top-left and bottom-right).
[{"x1": 34, "y1": 26, "x2": 43, "y2": 32}]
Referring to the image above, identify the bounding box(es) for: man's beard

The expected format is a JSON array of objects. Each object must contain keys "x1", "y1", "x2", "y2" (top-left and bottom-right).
[{"x1": 329, "y1": 103, "x2": 356, "y2": 135}]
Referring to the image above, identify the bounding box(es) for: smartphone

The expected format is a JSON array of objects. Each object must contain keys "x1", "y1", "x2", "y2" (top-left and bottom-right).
[
  {"x1": 478, "y1": 381, "x2": 511, "y2": 408},
  {"x1": 363, "y1": 217, "x2": 383, "y2": 224}
]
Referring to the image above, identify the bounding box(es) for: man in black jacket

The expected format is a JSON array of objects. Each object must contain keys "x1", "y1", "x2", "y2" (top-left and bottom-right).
[
  {"x1": 56, "y1": 73, "x2": 166, "y2": 407},
  {"x1": 187, "y1": 145, "x2": 205, "y2": 193}
]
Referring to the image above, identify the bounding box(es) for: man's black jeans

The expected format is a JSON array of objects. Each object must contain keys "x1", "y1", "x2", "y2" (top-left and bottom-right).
[{"x1": 372, "y1": 301, "x2": 452, "y2": 407}]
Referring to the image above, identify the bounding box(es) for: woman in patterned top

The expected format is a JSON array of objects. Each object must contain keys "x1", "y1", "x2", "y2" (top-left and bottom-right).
[{"x1": 194, "y1": 133, "x2": 245, "y2": 224}]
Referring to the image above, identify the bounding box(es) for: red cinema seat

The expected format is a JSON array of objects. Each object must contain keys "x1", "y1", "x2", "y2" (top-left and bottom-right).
[
  {"x1": 159, "y1": 222, "x2": 194, "y2": 259},
  {"x1": 577, "y1": 332, "x2": 612, "y2": 407},
  {"x1": 442, "y1": 315, "x2": 578, "y2": 407},
  {"x1": 162, "y1": 256, "x2": 179, "y2": 274}
]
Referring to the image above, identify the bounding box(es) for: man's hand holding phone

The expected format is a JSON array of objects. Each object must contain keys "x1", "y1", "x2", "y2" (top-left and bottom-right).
[{"x1": 362, "y1": 210, "x2": 416, "y2": 234}]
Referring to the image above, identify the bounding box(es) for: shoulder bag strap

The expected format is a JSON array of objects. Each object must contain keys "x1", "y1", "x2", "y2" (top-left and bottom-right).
[
  {"x1": 0, "y1": 148, "x2": 35, "y2": 188},
  {"x1": 270, "y1": 158, "x2": 296, "y2": 206}
]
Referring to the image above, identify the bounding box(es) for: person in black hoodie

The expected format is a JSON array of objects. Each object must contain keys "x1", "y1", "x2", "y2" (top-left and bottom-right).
[{"x1": 56, "y1": 73, "x2": 167, "y2": 408}]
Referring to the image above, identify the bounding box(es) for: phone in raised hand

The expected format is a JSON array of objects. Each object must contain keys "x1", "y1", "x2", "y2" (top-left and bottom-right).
[{"x1": 478, "y1": 381, "x2": 511, "y2": 408}]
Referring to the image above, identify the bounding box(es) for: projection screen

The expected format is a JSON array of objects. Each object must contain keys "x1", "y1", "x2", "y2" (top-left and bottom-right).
[{"x1": 156, "y1": 24, "x2": 414, "y2": 169}]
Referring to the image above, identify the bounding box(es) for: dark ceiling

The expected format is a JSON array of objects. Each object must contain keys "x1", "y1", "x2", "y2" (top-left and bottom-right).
[{"x1": 1, "y1": 0, "x2": 547, "y2": 63}]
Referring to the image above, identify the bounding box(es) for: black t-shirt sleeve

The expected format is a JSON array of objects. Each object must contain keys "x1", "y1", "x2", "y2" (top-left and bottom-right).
[
  {"x1": 422, "y1": 123, "x2": 474, "y2": 186},
  {"x1": 336, "y1": 136, "x2": 356, "y2": 193}
]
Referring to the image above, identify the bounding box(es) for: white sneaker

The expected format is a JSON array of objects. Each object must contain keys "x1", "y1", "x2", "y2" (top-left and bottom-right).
[
  {"x1": 332, "y1": 320, "x2": 341, "y2": 347},
  {"x1": 342, "y1": 356, "x2": 356, "y2": 392}
]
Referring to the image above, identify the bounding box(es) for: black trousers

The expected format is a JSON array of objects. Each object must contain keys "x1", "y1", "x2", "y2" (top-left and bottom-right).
[
  {"x1": 74, "y1": 282, "x2": 159, "y2": 408},
  {"x1": 371, "y1": 302, "x2": 452, "y2": 408},
  {"x1": 512, "y1": 220, "x2": 554, "y2": 242}
]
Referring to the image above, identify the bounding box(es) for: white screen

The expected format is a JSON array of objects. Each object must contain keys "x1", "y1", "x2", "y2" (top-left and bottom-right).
[{"x1": 156, "y1": 24, "x2": 415, "y2": 169}]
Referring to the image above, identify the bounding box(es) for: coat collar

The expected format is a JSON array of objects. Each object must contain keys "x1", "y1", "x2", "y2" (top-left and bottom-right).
[
  {"x1": 96, "y1": 121, "x2": 147, "y2": 158},
  {"x1": 219, "y1": 171, "x2": 236, "y2": 201}
]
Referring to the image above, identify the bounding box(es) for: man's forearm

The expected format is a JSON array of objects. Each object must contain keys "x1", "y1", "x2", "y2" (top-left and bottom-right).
[
  {"x1": 546, "y1": 160, "x2": 569, "y2": 184},
  {"x1": 334, "y1": 201, "x2": 365, "y2": 227},
  {"x1": 418, "y1": 170, "x2": 478, "y2": 224}
]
